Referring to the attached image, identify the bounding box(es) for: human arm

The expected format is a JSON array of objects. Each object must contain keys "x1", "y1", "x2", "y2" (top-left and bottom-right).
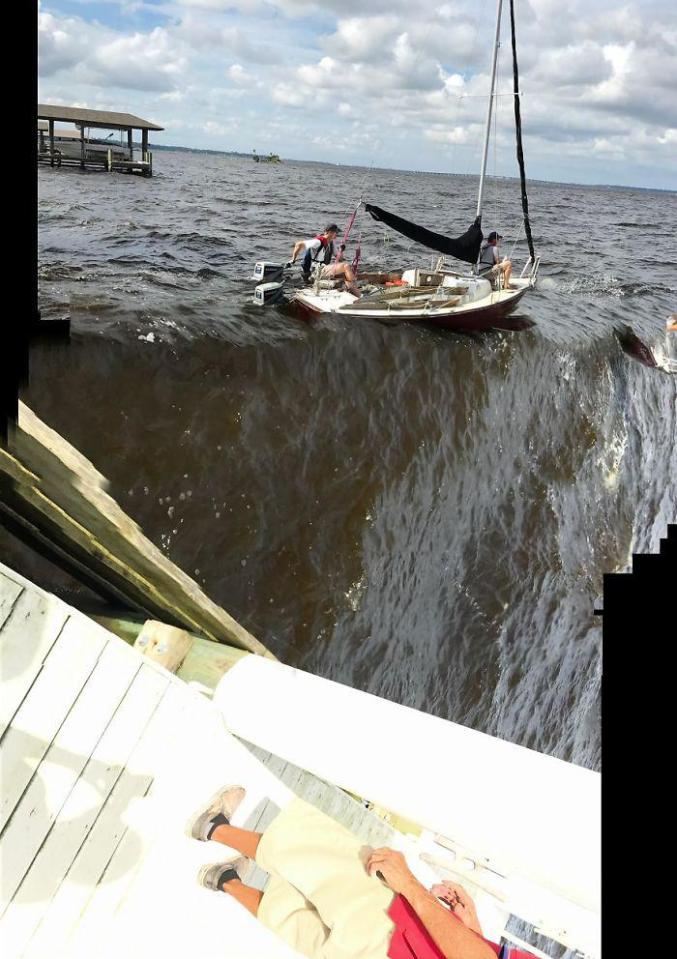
[
  {"x1": 367, "y1": 849, "x2": 496, "y2": 959},
  {"x1": 290, "y1": 240, "x2": 306, "y2": 263},
  {"x1": 430, "y1": 880, "x2": 483, "y2": 936}
]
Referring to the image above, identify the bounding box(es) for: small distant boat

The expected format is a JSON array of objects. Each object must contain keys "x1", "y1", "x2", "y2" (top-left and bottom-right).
[{"x1": 252, "y1": 149, "x2": 281, "y2": 164}]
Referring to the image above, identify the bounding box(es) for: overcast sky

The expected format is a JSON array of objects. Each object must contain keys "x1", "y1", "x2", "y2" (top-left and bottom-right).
[{"x1": 39, "y1": 0, "x2": 677, "y2": 189}]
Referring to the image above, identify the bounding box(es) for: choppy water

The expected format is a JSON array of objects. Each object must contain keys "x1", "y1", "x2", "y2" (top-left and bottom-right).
[{"x1": 14, "y1": 153, "x2": 677, "y2": 774}]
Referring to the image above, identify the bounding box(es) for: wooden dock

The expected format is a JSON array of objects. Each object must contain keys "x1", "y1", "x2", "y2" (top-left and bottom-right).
[
  {"x1": 38, "y1": 106, "x2": 162, "y2": 178},
  {"x1": 1, "y1": 403, "x2": 270, "y2": 656},
  {"x1": 0, "y1": 561, "x2": 407, "y2": 958},
  {"x1": 37, "y1": 146, "x2": 153, "y2": 177}
]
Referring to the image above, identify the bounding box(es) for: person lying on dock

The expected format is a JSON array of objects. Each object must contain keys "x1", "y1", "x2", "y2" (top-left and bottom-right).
[
  {"x1": 288, "y1": 224, "x2": 361, "y2": 297},
  {"x1": 188, "y1": 785, "x2": 535, "y2": 959},
  {"x1": 478, "y1": 232, "x2": 512, "y2": 289}
]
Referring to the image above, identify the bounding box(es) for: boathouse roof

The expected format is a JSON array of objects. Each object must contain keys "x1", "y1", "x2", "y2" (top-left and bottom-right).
[{"x1": 37, "y1": 104, "x2": 164, "y2": 131}]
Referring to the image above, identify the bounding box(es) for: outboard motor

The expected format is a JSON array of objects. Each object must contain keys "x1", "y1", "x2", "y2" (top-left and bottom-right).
[
  {"x1": 252, "y1": 261, "x2": 285, "y2": 283},
  {"x1": 253, "y1": 281, "x2": 285, "y2": 306}
]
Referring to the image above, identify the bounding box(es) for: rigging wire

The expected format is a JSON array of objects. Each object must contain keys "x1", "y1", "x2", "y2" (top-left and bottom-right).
[{"x1": 491, "y1": 40, "x2": 500, "y2": 233}]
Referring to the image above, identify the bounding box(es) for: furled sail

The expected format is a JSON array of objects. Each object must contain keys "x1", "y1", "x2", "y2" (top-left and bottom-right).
[
  {"x1": 509, "y1": 0, "x2": 535, "y2": 262},
  {"x1": 365, "y1": 204, "x2": 483, "y2": 265}
]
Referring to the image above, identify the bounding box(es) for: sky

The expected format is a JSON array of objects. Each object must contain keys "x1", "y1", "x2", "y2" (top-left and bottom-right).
[{"x1": 38, "y1": 0, "x2": 677, "y2": 189}]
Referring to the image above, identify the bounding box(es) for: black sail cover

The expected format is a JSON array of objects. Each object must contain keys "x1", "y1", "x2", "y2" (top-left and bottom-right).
[
  {"x1": 509, "y1": 0, "x2": 535, "y2": 262},
  {"x1": 365, "y1": 204, "x2": 483, "y2": 265}
]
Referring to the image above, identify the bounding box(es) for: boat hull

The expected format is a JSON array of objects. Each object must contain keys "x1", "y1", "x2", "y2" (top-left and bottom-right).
[{"x1": 292, "y1": 285, "x2": 531, "y2": 333}]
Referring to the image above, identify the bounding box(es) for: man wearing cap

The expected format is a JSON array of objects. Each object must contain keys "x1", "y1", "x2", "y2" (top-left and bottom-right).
[
  {"x1": 289, "y1": 224, "x2": 361, "y2": 297},
  {"x1": 478, "y1": 232, "x2": 512, "y2": 289}
]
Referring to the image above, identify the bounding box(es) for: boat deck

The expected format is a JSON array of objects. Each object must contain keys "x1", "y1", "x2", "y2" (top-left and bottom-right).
[{"x1": 0, "y1": 562, "x2": 395, "y2": 958}]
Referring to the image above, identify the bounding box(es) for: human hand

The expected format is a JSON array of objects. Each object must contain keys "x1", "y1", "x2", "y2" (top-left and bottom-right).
[
  {"x1": 366, "y1": 848, "x2": 418, "y2": 896},
  {"x1": 430, "y1": 880, "x2": 481, "y2": 934}
]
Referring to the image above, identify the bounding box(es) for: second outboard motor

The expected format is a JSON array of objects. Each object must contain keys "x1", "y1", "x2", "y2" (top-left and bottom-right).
[{"x1": 253, "y1": 281, "x2": 285, "y2": 306}]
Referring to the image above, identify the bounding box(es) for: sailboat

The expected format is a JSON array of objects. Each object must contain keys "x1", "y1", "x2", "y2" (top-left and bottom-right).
[{"x1": 291, "y1": 0, "x2": 540, "y2": 332}]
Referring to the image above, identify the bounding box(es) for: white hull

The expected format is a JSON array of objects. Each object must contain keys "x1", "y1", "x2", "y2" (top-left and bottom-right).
[{"x1": 291, "y1": 267, "x2": 537, "y2": 331}]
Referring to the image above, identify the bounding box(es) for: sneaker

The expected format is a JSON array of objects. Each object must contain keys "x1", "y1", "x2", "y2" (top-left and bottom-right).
[
  {"x1": 186, "y1": 785, "x2": 246, "y2": 841},
  {"x1": 198, "y1": 857, "x2": 248, "y2": 892}
]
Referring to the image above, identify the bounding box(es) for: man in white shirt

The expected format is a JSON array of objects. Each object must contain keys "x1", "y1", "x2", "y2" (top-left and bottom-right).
[
  {"x1": 478, "y1": 232, "x2": 512, "y2": 289},
  {"x1": 289, "y1": 224, "x2": 360, "y2": 297}
]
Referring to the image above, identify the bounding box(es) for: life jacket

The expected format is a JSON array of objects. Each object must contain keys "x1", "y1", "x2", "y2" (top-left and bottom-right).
[
  {"x1": 302, "y1": 234, "x2": 333, "y2": 273},
  {"x1": 478, "y1": 242, "x2": 497, "y2": 273}
]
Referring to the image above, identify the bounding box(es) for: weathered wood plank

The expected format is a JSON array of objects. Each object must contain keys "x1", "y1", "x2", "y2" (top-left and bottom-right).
[
  {"x1": 88, "y1": 613, "x2": 146, "y2": 647},
  {"x1": 239, "y1": 742, "x2": 397, "y2": 849},
  {"x1": 60, "y1": 681, "x2": 187, "y2": 955},
  {"x1": 0, "y1": 589, "x2": 69, "y2": 739},
  {"x1": 0, "y1": 642, "x2": 144, "y2": 955},
  {"x1": 0, "y1": 570, "x2": 24, "y2": 629},
  {"x1": 177, "y1": 635, "x2": 248, "y2": 690},
  {"x1": 90, "y1": 613, "x2": 249, "y2": 692},
  {"x1": 22, "y1": 667, "x2": 169, "y2": 957},
  {"x1": 0, "y1": 616, "x2": 123, "y2": 915},
  {"x1": 2, "y1": 404, "x2": 272, "y2": 655},
  {"x1": 0, "y1": 620, "x2": 129, "y2": 832}
]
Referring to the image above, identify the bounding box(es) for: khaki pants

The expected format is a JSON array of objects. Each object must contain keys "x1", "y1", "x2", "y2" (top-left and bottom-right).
[{"x1": 256, "y1": 798, "x2": 395, "y2": 959}]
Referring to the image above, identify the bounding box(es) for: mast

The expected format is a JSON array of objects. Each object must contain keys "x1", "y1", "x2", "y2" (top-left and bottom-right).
[{"x1": 475, "y1": 0, "x2": 503, "y2": 222}]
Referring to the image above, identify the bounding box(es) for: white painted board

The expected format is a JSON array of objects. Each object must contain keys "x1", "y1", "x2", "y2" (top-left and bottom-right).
[{"x1": 215, "y1": 658, "x2": 601, "y2": 915}]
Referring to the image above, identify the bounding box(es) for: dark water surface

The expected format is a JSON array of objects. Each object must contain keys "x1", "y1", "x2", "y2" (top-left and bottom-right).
[{"x1": 17, "y1": 154, "x2": 677, "y2": 773}]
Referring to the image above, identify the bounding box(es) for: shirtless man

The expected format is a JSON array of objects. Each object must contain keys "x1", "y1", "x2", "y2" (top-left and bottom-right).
[{"x1": 289, "y1": 224, "x2": 360, "y2": 297}]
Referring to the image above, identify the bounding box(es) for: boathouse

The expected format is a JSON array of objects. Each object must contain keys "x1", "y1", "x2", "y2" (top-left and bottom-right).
[{"x1": 37, "y1": 105, "x2": 163, "y2": 177}]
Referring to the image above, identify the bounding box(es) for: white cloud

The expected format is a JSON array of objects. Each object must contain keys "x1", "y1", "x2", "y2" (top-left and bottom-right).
[
  {"x1": 271, "y1": 82, "x2": 308, "y2": 107},
  {"x1": 38, "y1": 10, "x2": 91, "y2": 75},
  {"x1": 39, "y1": 10, "x2": 187, "y2": 93},
  {"x1": 425, "y1": 126, "x2": 471, "y2": 145},
  {"x1": 228, "y1": 63, "x2": 251, "y2": 85},
  {"x1": 37, "y1": 0, "x2": 677, "y2": 187},
  {"x1": 92, "y1": 28, "x2": 187, "y2": 92},
  {"x1": 203, "y1": 119, "x2": 230, "y2": 135}
]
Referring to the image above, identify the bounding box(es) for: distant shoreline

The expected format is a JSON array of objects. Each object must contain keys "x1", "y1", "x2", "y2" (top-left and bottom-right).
[{"x1": 145, "y1": 143, "x2": 676, "y2": 193}]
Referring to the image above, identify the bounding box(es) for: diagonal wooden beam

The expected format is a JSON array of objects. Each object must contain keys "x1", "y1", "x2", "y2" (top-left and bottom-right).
[{"x1": 0, "y1": 403, "x2": 273, "y2": 657}]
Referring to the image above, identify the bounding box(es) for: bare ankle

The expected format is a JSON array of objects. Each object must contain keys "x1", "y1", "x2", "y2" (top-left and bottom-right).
[{"x1": 211, "y1": 824, "x2": 231, "y2": 845}]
